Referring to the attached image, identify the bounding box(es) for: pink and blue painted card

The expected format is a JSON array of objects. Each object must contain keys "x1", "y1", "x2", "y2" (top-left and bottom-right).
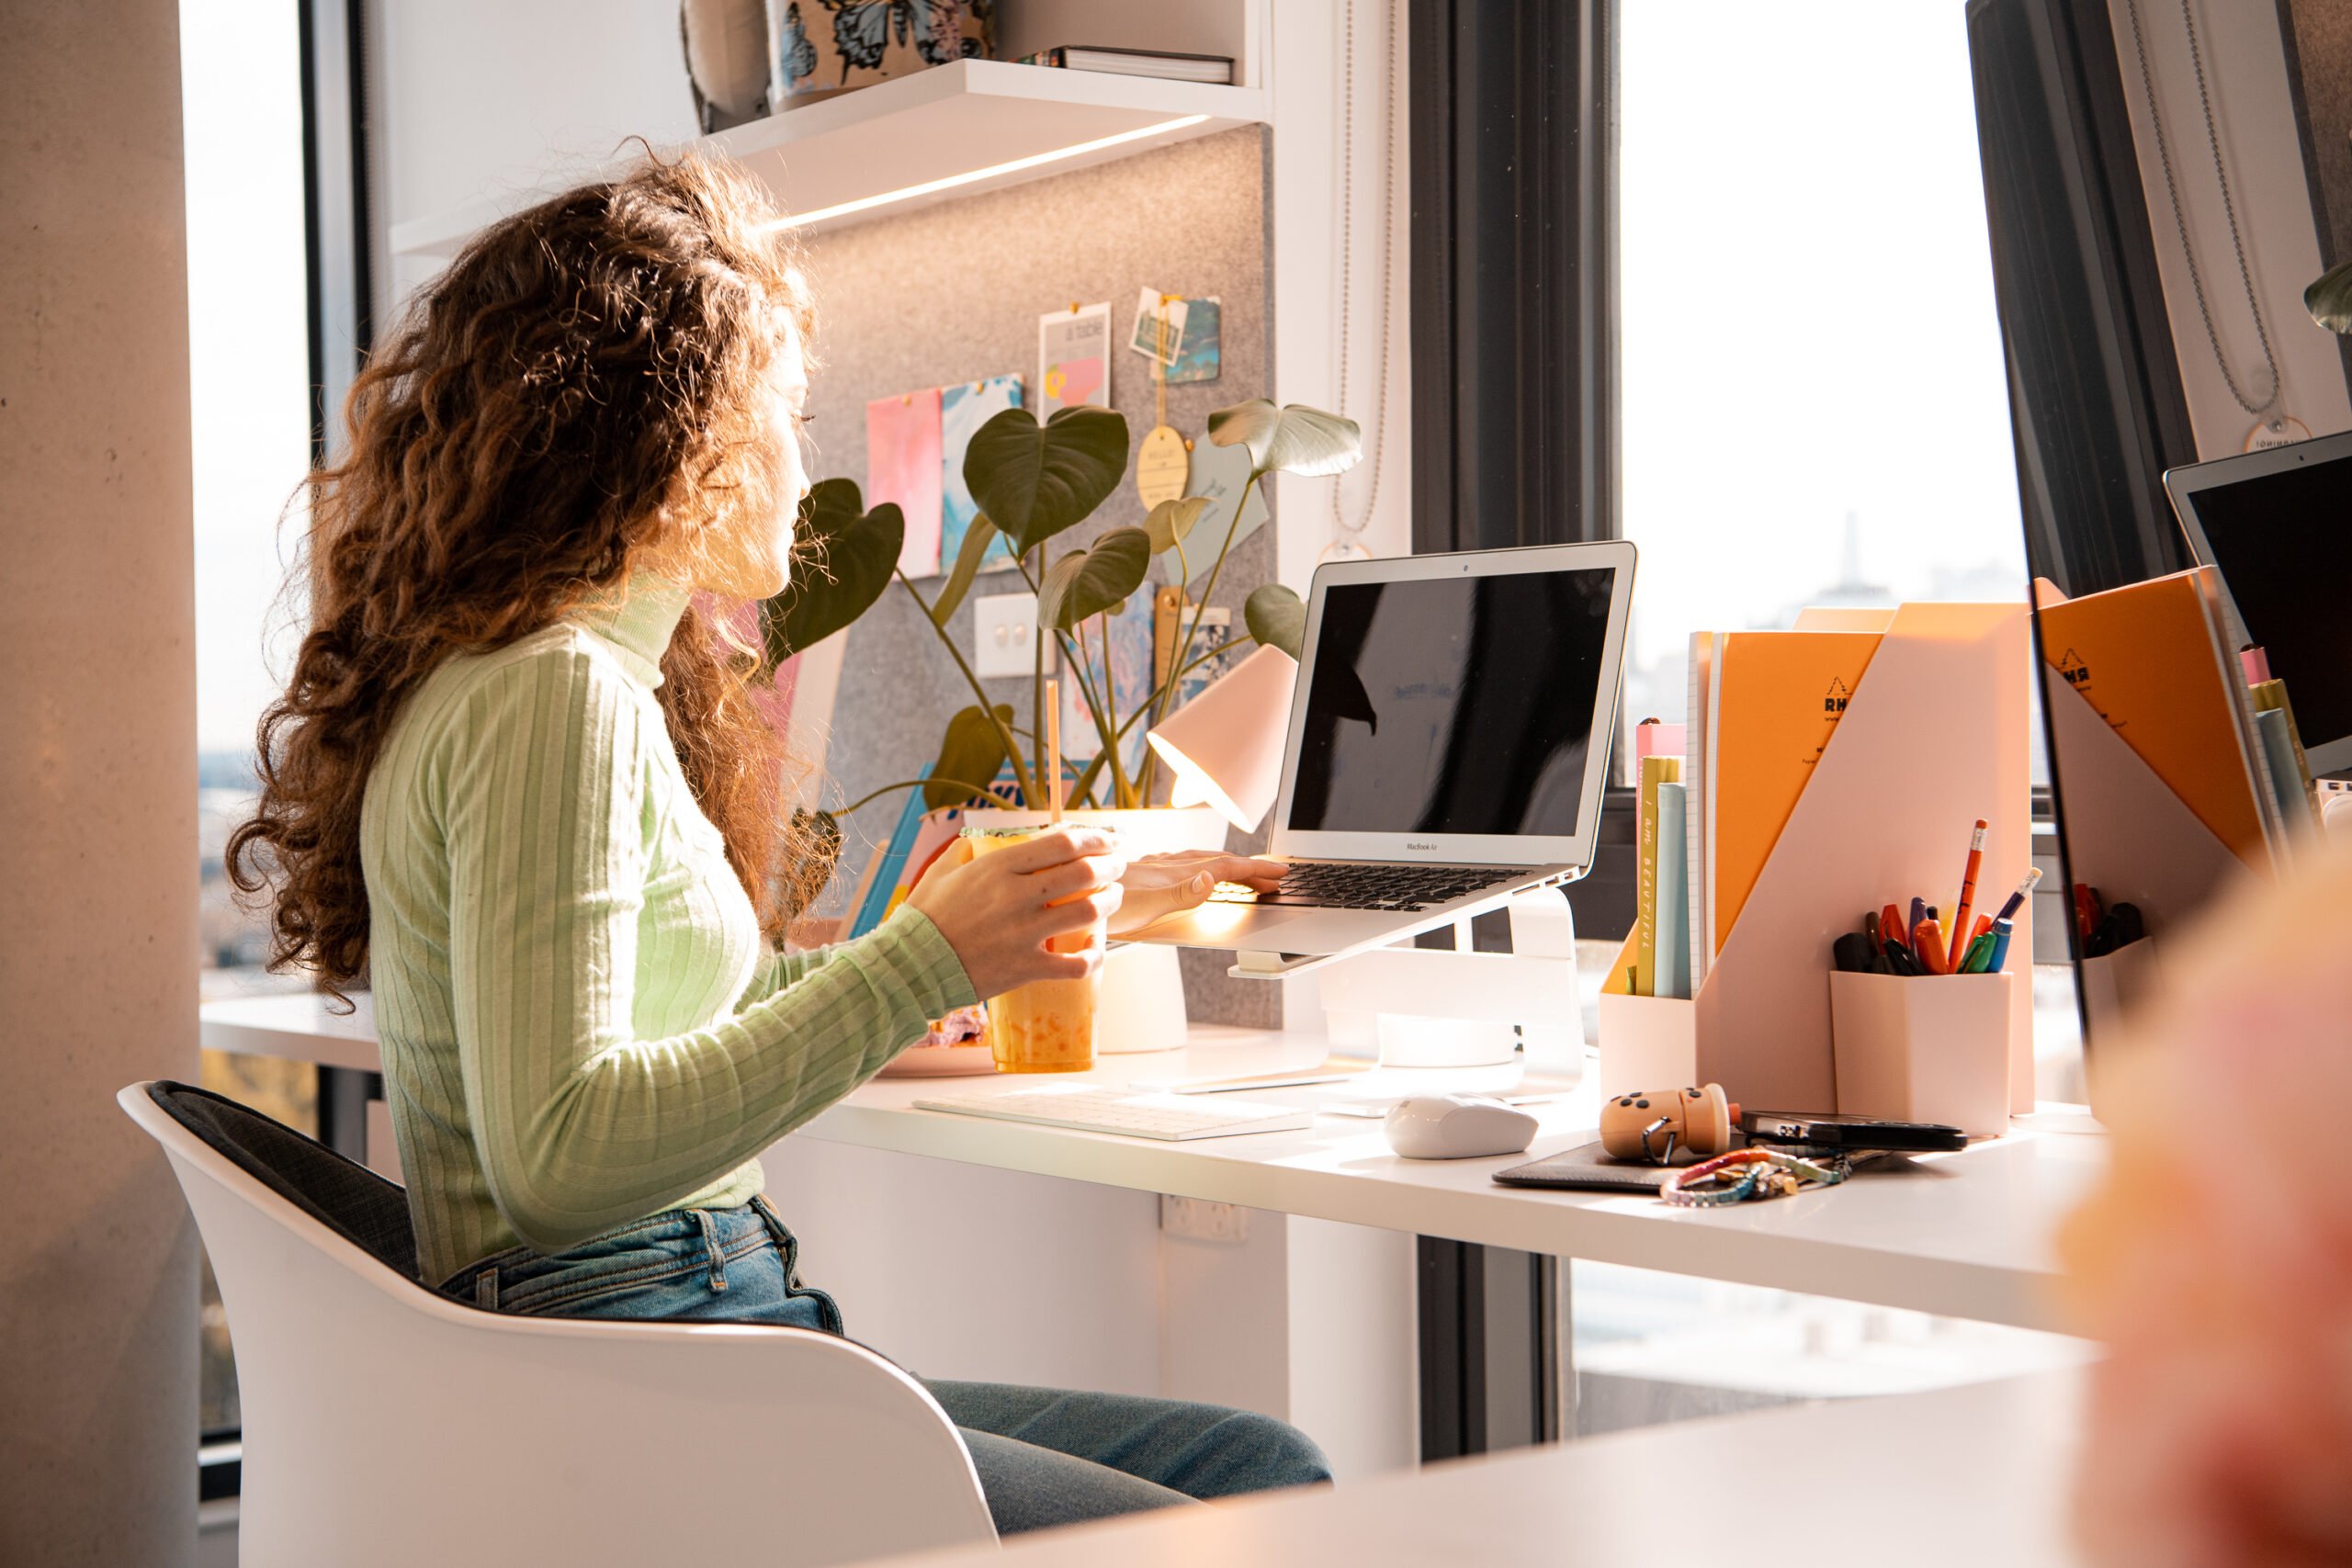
[{"x1": 941, "y1": 374, "x2": 1023, "y2": 574}]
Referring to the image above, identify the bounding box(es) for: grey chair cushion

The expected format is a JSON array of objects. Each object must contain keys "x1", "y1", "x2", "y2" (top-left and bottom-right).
[{"x1": 148, "y1": 1081, "x2": 419, "y2": 1280}]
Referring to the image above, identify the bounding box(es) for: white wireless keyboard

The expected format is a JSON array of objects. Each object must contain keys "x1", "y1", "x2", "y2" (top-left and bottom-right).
[{"x1": 911, "y1": 1086, "x2": 1313, "y2": 1141}]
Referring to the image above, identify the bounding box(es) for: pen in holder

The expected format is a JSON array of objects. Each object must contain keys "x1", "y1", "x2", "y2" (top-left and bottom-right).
[{"x1": 1828, "y1": 969, "x2": 2013, "y2": 1137}]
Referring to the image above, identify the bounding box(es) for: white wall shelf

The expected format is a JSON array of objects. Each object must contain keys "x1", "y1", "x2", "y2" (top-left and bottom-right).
[{"x1": 388, "y1": 59, "x2": 1269, "y2": 258}]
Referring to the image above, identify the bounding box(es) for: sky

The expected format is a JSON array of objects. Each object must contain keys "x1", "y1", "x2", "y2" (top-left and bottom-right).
[
  {"x1": 1618, "y1": 0, "x2": 2030, "y2": 698},
  {"x1": 183, "y1": 0, "x2": 311, "y2": 757}
]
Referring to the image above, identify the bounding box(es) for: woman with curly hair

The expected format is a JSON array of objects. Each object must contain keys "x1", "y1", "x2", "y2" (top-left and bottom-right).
[{"x1": 229, "y1": 153, "x2": 1323, "y2": 1533}]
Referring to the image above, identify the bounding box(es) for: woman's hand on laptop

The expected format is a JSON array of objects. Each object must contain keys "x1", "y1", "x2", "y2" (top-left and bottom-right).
[
  {"x1": 1110, "y1": 852, "x2": 1287, "y2": 937},
  {"x1": 907, "y1": 827, "x2": 1126, "y2": 996}
]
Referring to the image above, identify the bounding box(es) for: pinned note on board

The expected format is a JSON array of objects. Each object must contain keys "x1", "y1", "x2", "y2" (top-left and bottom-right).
[
  {"x1": 867, "y1": 386, "x2": 944, "y2": 578},
  {"x1": 941, "y1": 374, "x2": 1023, "y2": 576},
  {"x1": 1037, "y1": 303, "x2": 1111, "y2": 418},
  {"x1": 1181, "y1": 438, "x2": 1270, "y2": 582}
]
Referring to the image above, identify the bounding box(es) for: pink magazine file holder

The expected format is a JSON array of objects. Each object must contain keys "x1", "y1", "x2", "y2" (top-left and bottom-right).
[
  {"x1": 2037, "y1": 655, "x2": 2251, "y2": 938},
  {"x1": 2037, "y1": 656, "x2": 2250, "y2": 1049},
  {"x1": 1692, "y1": 603, "x2": 2035, "y2": 1114}
]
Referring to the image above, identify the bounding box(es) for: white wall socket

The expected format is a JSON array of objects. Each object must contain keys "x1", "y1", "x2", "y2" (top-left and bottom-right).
[
  {"x1": 973, "y1": 592, "x2": 1053, "y2": 678},
  {"x1": 1159, "y1": 1195, "x2": 1250, "y2": 1244}
]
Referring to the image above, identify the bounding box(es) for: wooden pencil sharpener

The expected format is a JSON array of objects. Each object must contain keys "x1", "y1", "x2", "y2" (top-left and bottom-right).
[{"x1": 1599, "y1": 1084, "x2": 1739, "y2": 1163}]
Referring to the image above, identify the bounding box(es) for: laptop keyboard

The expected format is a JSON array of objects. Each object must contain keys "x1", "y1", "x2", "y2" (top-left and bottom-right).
[{"x1": 1210, "y1": 863, "x2": 1526, "y2": 911}]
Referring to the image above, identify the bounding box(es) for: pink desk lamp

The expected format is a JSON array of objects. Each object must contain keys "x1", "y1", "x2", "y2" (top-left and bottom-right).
[{"x1": 1145, "y1": 644, "x2": 1297, "y2": 832}]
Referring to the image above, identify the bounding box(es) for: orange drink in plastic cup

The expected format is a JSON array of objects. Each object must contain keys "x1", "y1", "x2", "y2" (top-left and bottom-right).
[{"x1": 963, "y1": 825, "x2": 1103, "y2": 1073}]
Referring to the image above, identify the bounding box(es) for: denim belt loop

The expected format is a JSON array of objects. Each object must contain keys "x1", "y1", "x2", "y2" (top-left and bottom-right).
[{"x1": 692, "y1": 1208, "x2": 728, "y2": 1293}]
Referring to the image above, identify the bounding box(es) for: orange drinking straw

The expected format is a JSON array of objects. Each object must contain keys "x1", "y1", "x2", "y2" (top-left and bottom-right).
[
  {"x1": 1948, "y1": 818, "x2": 1987, "y2": 973},
  {"x1": 1045, "y1": 679, "x2": 1063, "y2": 824}
]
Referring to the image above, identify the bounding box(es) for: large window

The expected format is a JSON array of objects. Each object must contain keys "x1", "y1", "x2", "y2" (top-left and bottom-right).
[
  {"x1": 188, "y1": 0, "x2": 310, "y2": 998},
  {"x1": 1616, "y1": 2, "x2": 2029, "y2": 730},
  {"x1": 184, "y1": 0, "x2": 316, "y2": 1438}
]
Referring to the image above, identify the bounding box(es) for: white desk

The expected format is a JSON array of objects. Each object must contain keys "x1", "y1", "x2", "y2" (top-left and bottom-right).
[
  {"x1": 871, "y1": 1370, "x2": 2087, "y2": 1568},
  {"x1": 202, "y1": 991, "x2": 382, "y2": 1075},
  {"x1": 199, "y1": 996, "x2": 2101, "y2": 1333}
]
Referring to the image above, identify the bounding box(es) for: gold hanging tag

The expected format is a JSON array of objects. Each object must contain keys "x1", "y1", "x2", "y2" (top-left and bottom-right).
[
  {"x1": 1153, "y1": 585, "x2": 1191, "y2": 687},
  {"x1": 1137, "y1": 424, "x2": 1189, "y2": 507},
  {"x1": 1136, "y1": 294, "x2": 1190, "y2": 506}
]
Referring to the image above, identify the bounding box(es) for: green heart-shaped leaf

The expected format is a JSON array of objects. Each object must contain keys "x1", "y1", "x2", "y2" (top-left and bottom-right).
[
  {"x1": 965, "y1": 405, "x2": 1130, "y2": 557},
  {"x1": 929, "y1": 513, "x2": 1000, "y2": 628},
  {"x1": 1142, "y1": 495, "x2": 1211, "y2": 554},
  {"x1": 925, "y1": 705, "x2": 1014, "y2": 809},
  {"x1": 762, "y1": 478, "x2": 903, "y2": 661},
  {"x1": 2307, "y1": 258, "x2": 2352, "y2": 334},
  {"x1": 1206, "y1": 400, "x2": 1363, "y2": 478},
  {"x1": 1243, "y1": 583, "x2": 1306, "y2": 660},
  {"x1": 1036, "y1": 527, "x2": 1152, "y2": 632}
]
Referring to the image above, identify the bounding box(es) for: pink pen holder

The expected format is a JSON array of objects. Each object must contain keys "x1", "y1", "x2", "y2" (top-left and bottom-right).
[{"x1": 1829, "y1": 970, "x2": 2014, "y2": 1138}]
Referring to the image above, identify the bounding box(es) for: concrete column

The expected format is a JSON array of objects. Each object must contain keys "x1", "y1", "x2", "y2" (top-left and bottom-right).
[{"x1": 0, "y1": 3, "x2": 200, "y2": 1564}]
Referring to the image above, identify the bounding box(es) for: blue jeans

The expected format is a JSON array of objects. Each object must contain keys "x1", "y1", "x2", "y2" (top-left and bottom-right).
[{"x1": 439, "y1": 1199, "x2": 1332, "y2": 1534}]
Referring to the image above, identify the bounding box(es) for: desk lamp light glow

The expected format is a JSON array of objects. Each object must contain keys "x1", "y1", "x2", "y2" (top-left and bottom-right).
[{"x1": 765, "y1": 114, "x2": 1212, "y2": 231}]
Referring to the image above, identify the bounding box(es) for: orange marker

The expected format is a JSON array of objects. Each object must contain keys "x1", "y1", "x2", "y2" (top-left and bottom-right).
[
  {"x1": 1915, "y1": 918, "x2": 1951, "y2": 975},
  {"x1": 1948, "y1": 818, "x2": 1987, "y2": 973},
  {"x1": 1971, "y1": 913, "x2": 1992, "y2": 944}
]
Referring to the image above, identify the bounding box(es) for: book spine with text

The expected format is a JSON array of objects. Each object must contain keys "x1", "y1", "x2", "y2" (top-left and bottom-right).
[{"x1": 1634, "y1": 753, "x2": 1682, "y2": 996}]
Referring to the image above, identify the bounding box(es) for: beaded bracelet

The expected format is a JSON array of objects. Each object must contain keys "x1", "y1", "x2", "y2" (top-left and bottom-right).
[{"x1": 1660, "y1": 1147, "x2": 1851, "y2": 1208}]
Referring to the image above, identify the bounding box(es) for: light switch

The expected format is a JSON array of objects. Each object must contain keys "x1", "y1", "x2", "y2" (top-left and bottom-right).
[{"x1": 973, "y1": 592, "x2": 1054, "y2": 678}]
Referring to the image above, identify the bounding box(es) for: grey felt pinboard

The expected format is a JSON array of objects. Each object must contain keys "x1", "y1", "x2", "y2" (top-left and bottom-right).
[{"x1": 793, "y1": 125, "x2": 1279, "y2": 1025}]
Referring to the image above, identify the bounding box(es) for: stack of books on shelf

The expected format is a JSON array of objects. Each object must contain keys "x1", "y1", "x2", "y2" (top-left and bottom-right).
[{"x1": 1014, "y1": 46, "x2": 1235, "y2": 85}]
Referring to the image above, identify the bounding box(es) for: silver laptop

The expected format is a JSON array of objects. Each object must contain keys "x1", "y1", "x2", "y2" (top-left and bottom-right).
[
  {"x1": 1124, "y1": 541, "x2": 1637, "y2": 975},
  {"x1": 2162, "y1": 428, "x2": 2352, "y2": 776}
]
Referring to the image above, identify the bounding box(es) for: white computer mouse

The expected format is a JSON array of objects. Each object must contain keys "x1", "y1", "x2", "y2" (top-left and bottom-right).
[{"x1": 1383, "y1": 1095, "x2": 1540, "y2": 1160}]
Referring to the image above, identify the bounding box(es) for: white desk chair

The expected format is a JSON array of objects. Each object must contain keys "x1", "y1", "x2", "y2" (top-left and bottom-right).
[{"x1": 120, "y1": 1081, "x2": 996, "y2": 1568}]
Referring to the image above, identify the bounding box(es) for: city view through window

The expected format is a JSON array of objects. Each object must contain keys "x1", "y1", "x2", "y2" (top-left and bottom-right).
[
  {"x1": 190, "y1": 0, "x2": 308, "y2": 1000},
  {"x1": 1617, "y1": 1, "x2": 2033, "y2": 742}
]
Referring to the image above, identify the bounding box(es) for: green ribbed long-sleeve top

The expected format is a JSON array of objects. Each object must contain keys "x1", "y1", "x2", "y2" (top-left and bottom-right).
[{"x1": 360, "y1": 572, "x2": 977, "y2": 1287}]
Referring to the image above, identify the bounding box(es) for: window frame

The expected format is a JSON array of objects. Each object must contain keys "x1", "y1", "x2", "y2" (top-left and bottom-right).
[{"x1": 1408, "y1": 0, "x2": 1618, "y2": 555}]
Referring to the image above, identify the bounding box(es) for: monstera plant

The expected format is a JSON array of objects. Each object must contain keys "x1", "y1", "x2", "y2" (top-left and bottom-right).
[{"x1": 760, "y1": 398, "x2": 1361, "y2": 833}]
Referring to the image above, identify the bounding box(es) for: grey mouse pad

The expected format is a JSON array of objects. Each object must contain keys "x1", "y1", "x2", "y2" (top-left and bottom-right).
[{"x1": 1491, "y1": 1140, "x2": 1706, "y2": 1193}]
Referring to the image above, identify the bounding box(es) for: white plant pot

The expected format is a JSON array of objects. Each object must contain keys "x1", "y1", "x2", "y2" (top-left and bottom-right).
[{"x1": 960, "y1": 806, "x2": 1231, "y2": 1053}]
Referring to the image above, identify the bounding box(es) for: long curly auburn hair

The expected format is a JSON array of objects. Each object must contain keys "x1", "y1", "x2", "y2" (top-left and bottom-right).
[{"x1": 229, "y1": 153, "x2": 818, "y2": 1002}]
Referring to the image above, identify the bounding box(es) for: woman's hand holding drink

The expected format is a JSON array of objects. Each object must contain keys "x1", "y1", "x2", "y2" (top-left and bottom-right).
[
  {"x1": 908, "y1": 825, "x2": 1121, "y2": 1072},
  {"x1": 907, "y1": 828, "x2": 1287, "y2": 1072},
  {"x1": 906, "y1": 826, "x2": 1123, "y2": 1052}
]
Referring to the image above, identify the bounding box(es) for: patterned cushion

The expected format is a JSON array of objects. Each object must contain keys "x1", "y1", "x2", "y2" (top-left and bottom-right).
[{"x1": 148, "y1": 1081, "x2": 418, "y2": 1280}]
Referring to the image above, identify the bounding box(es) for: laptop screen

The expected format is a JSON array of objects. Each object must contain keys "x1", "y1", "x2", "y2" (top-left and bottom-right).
[
  {"x1": 2176, "y1": 445, "x2": 2352, "y2": 771},
  {"x1": 1285, "y1": 568, "x2": 1620, "y2": 837}
]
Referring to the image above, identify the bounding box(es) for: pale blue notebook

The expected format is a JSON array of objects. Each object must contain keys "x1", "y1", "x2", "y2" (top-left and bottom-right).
[{"x1": 1654, "y1": 781, "x2": 1690, "y2": 1000}]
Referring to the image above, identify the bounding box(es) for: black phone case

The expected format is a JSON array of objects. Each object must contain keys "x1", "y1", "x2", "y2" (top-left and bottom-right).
[{"x1": 1740, "y1": 1111, "x2": 1964, "y2": 1151}]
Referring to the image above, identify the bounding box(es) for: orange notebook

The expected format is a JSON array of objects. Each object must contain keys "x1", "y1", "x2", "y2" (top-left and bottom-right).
[
  {"x1": 2035, "y1": 570, "x2": 2269, "y2": 865},
  {"x1": 1705, "y1": 630, "x2": 1883, "y2": 953}
]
